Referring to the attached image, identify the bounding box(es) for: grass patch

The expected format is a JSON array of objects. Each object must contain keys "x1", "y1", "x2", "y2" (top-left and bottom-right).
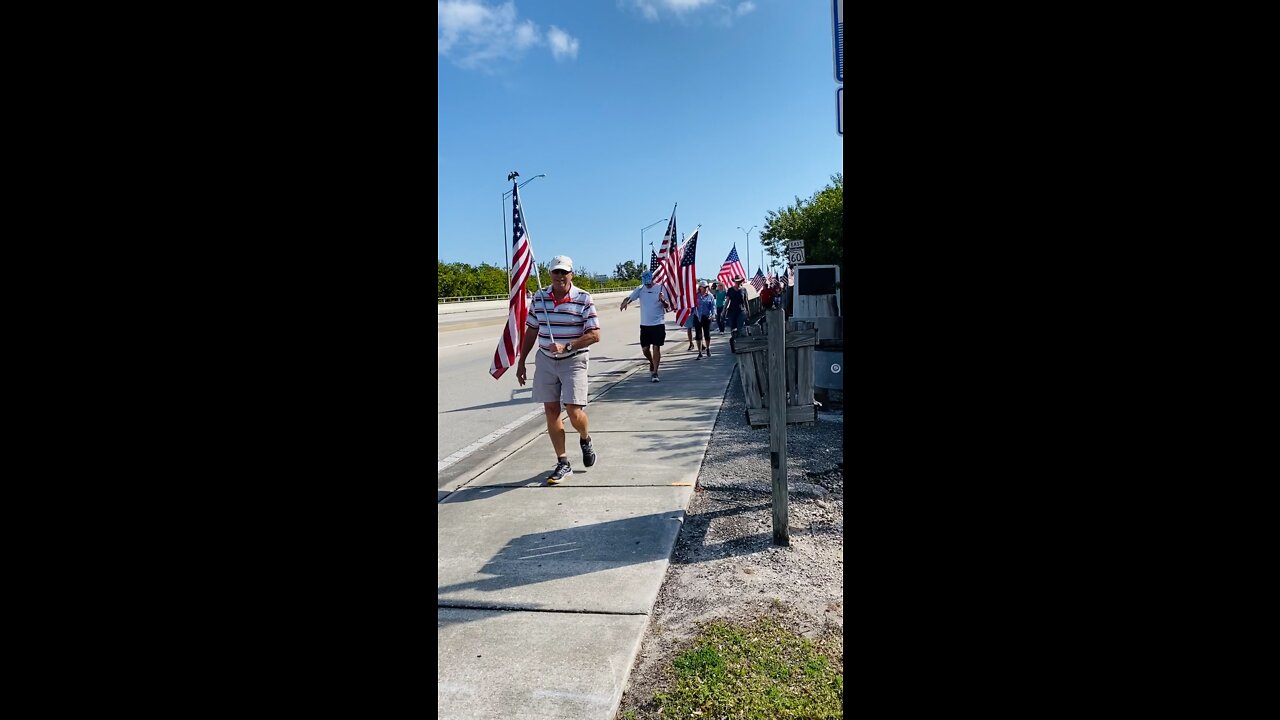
[{"x1": 651, "y1": 616, "x2": 842, "y2": 719}]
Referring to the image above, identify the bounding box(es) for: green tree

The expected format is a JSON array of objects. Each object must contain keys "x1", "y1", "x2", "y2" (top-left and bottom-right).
[
  {"x1": 759, "y1": 173, "x2": 843, "y2": 269},
  {"x1": 439, "y1": 261, "x2": 484, "y2": 298},
  {"x1": 437, "y1": 259, "x2": 635, "y2": 301},
  {"x1": 437, "y1": 261, "x2": 515, "y2": 299},
  {"x1": 525, "y1": 262, "x2": 551, "y2": 294},
  {"x1": 474, "y1": 263, "x2": 507, "y2": 296},
  {"x1": 613, "y1": 260, "x2": 643, "y2": 282}
]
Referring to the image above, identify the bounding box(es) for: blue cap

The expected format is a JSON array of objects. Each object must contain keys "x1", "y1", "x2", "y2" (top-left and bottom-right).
[{"x1": 641, "y1": 271, "x2": 653, "y2": 283}]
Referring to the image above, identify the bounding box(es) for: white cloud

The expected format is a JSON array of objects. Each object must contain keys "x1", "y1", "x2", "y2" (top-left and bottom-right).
[
  {"x1": 513, "y1": 19, "x2": 539, "y2": 50},
  {"x1": 439, "y1": 0, "x2": 578, "y2": 69},
  {"x1": 622, "y1": 0, "x2": 752, "y2": 25},
  {"x1": 663, "y1": 0, "x2": 715, "y2": 11},
  {"x1": 547, "y1": 26, "x2": 580, "y2": 61}
]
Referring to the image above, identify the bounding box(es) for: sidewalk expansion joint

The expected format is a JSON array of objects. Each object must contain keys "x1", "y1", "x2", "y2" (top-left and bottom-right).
[{"x1": 438, "y1": 603, "x2": 648, "y2": 617}]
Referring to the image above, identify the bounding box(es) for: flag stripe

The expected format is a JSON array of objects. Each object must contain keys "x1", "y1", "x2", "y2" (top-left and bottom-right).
[
  {"x1": 490, "y1": 182, "x2": 534, "y2": 379},
  {"x1": 653, "y1": 206, "x2": 677, "y2": 291},
  {"x1": 716, "y1": 245, "x2": 745, "y2": 288},
  {"x1": 674, "y1": 227, "x2": 699, "y2": 326}
]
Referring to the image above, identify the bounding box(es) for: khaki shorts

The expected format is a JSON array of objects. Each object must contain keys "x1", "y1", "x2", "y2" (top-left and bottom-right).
[{"x1": 533, "y1": 351, "x2": 590, "y2": 406}]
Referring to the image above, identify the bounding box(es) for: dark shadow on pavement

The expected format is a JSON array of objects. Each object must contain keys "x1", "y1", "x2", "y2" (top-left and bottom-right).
[
  {"x1": 443, "y1": 397, "x2": 538, "y2": 413},
  {"x1": 443, "y1": 470, "x2": 557, "y2": 494},
  {"x1": 437, "y1": 509, "x2": 685, "y2": 628},
  {"x1": 438, "y1": 483, "x2": 530, "y2": 504},
  {"x1": 669, "y1": 492, "x2": 778, "y2": 562}
]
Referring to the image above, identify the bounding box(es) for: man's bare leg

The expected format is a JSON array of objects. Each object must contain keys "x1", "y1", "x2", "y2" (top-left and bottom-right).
[
  {"x1": 565, "y1": 404, "x2": 589, "y2": 440},
  {"x1": 544, "y1": 402, "x2": 566, "y2": 458}
]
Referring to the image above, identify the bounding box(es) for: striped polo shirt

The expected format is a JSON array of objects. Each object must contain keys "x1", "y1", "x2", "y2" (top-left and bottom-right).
[{"x1": 525, "y1": 284, "x2": 600, "y2": 358}]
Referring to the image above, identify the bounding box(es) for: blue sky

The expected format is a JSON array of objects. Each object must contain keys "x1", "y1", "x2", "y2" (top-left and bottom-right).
[{"x1": 439, "y1": 0, "x2": 842, "y2": 282}]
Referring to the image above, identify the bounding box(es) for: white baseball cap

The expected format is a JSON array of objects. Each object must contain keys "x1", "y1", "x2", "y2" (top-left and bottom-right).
[{"x1": 550, "y1": 255, "x2": 573, "y2": 272}]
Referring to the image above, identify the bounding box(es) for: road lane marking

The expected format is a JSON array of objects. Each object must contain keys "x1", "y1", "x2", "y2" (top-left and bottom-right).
[{"x1": 437, "y1": 406, "x2": 545, "y2": 473}]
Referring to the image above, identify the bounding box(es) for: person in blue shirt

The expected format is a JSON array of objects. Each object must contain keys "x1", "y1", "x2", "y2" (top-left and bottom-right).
[
  {"x1": 694, "y1": 281, "x2": 717, "y2": 359},
  {"x1": 713, "y1": 281, "x2": 727, "y2": 333}
]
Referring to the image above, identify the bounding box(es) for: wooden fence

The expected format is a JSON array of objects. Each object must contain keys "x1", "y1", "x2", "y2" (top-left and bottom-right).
[{"x1": 730, "y1": 317, "x2": 817, "y2": 427}]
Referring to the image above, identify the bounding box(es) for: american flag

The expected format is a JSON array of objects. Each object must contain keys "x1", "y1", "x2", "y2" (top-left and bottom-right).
[
  {"x1": 660, "y1": 206, "x2": 680, "y2": 310},
  {"x1": 649, "y1": 247, "x2": 660, "y2": 272},
  {"x1": 716, "y1": 245, "x2": 745, "y2": 288},
  {"x1": 674, "y1": 227, "x2": 700, "y2": 326},
  {"x1": 786, "y1": 265, "x2": 794, "y2": 287},
  {"x1": 750, "y1": 267, "x2": 766, "y2": 291},
  {"x1": 489, "y1": 181, "x2": 535, "y2": 379}
]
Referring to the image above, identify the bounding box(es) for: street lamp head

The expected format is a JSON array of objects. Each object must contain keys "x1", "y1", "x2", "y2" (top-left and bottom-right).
[{"x1": 504, "y1": 173, "x2": 548, "y2": 198}]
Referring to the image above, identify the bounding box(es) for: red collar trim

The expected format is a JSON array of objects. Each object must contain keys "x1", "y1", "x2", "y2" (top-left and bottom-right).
[{"x1": 549, "y1": 283, "x2": 576, "y2": 306}]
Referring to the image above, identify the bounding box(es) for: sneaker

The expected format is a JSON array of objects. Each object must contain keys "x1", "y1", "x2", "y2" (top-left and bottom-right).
[
  {"x1": 653, "y1": 374, "x2": 660, "y2": 383},
  {"x1": 706, "y1": 348, "x2": 711, "y2": 356},
  {"x1": 697, "y1": 353, "x2": 703, "y2": 359},
  {"x1": 687, "y1": 344, "x2": 694, "y2": 351},
  {"x1": 580, "y1": 437, "x2": 597, "y2": 467},
  {"x1": 547, "y1": 458, "x2": 572, "y2": 485},
  {"x1": 650, "y1": 373, "x2": 658, "y2": 383}
]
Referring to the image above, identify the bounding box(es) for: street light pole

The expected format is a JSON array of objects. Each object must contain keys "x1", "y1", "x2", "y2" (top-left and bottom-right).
[
  {"x1": 640, "y1": 218, "x2": 666, "y2": 270},
  {"x1": 502, "y1": 173, "x2": 547, "y2": 283},
  {"x1": 737, "y1": 225, "x2": 757, "y2": 276}
]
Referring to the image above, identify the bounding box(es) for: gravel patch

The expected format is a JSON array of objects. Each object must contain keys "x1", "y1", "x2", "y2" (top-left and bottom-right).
[{"x1": 617, "y1": 363, "x2": 844, "y2": 718}]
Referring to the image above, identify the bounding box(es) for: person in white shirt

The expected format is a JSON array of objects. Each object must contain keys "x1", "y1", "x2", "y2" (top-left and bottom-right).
[
  {"x1": 516, "y1": 255, "x2": 601, "y2": 485},
  {"x1": 620, "y1": 270, "x2": 673, "y2": 383}
]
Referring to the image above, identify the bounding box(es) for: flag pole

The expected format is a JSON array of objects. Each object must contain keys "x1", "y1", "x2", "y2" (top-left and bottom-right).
[{"x1": 513, "y1": 178, "x2": 557, "y2": 353}]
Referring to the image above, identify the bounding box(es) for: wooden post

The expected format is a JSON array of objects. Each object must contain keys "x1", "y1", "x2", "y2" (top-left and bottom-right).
[{"x1": 766, "y1": 308, "x2": 789, "y2": 546}]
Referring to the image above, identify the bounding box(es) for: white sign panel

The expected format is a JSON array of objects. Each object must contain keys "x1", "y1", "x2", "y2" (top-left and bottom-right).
[
  {"x1": 837, "y1": 87, "x2": 843, "y2": 136},
  {"x1": 788, "y1": 249, "x2": 805, "y2": 264},
  {"x1": 787, "y1": 239, "x2": 805, "y2": 249}
]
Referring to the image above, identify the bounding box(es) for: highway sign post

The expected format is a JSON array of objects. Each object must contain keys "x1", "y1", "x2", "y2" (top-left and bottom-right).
[
  {"x1": 833, "y1": 0, "x2": 843, "y2": 136},
  {"x1": 832, "y1": 0, "x2": 843, "y2": 83}
]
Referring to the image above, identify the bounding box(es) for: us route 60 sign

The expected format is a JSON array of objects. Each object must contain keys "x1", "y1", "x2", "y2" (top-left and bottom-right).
[{"x1": 788, "y1": 249, "x2": 805, "y2": 264}]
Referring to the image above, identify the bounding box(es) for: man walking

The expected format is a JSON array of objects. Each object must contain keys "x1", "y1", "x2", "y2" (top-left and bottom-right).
[
  {"x1": 713, "y1": 281, "x2": 727, "y2": 333},
  {"x1": 620, "y1": 270, "x2": 672, "y2": 382},
  {"x1": 694, "y1": 281, "x2": 716, "y2": 358},
  {"x1": 516, "y1": 255, "x2": 600, "y2": 485},
  {"x1": 724, "y1": 275, "x2": 749, "y2": 337}
]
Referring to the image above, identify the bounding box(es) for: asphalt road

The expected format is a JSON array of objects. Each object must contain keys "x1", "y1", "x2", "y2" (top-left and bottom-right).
[{"x1": 437, "y1": 292, "x2": 690, "y2": 465}]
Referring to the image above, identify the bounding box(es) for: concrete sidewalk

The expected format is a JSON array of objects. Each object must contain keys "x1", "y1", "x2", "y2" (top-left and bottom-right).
[{"x1": 438, "y1": 337, "x2": 737, "y2": 720}]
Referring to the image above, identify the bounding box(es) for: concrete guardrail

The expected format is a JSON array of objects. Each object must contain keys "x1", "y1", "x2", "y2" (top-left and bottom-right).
[{"x1": 438, "y1": 288, "x2": 640, "y2": 316}]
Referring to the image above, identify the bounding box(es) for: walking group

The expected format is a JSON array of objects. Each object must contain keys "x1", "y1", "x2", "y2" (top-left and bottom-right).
[
  {"x1": 511, "y1": 260, "x2": 783, "y2": 487},
  {"x1": 622, "y1": 272, "x2": 752, "y2": 381}
]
